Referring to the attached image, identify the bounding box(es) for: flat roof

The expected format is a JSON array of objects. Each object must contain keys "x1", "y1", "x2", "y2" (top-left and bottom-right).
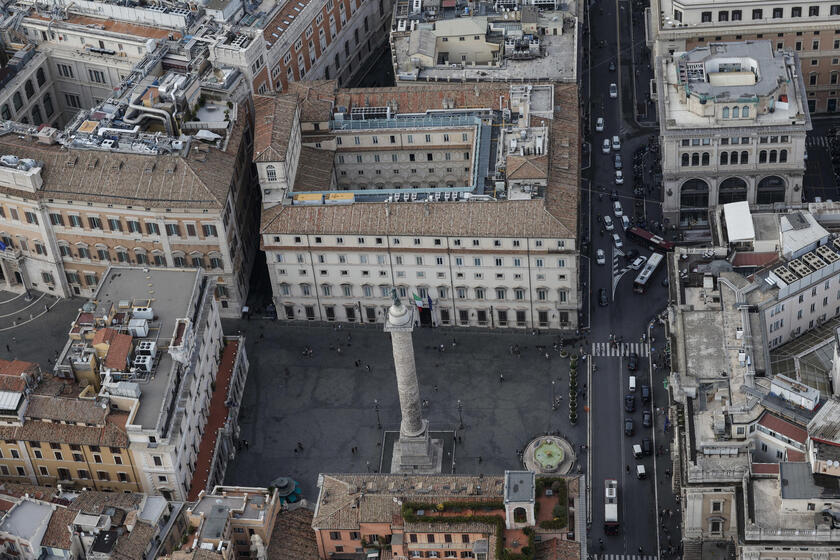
[
  {"x1": 724, "y1": 201, "x2": 754, "y2": 242},
  {"x1": 93, "y1": 267, "x2": 201, "y2": 430},
  {"x1": 504, "y1": 471, "x2": 535, "y2": 503},
  {"x1": 0, "y1": 499, "x2": 52, "y2": 541},
  {"x1": 781, "y1": 461, "x2": 840, "y2": 499}
]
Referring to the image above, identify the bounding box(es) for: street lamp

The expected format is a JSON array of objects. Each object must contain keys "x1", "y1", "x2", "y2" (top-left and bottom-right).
[
  {"x1": 551, "y1": 380, "x2": 556, "y2": 410},
  {"x1": 374, "y1": 399, "x2": 381, "y2": 430},
  {"x1": 457, "y1": 399, "x2": 464, "y2": 430}
]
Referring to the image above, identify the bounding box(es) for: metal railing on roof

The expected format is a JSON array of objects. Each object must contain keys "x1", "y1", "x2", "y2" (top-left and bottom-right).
[{"x1": 329, "y1": 115, "x2": 482, "y2": 130}]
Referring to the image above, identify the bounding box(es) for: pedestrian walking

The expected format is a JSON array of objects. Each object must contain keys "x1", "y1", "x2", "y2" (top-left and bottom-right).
[
  {"x1": 365, "y1": 364, "x2": 371, "y2": 372},
  {"x1": 4, "y1": 345, "x2": 9, "y2": 353},
  {"x1": 296, "y1": 441, "x2": 303, "y2": 451},
  {"x1": 478, "y1": 456, "x2": 482, "y2": 463},
  {"x1": 434, "y1": 384, "x2": 438, "y2": 392},
  {"x1": 244, "y1": 440, "x2": 249, "y2": 449},
  {"x1": 499, "y1": 373, "x2": 505, "y2": 383},
  {"x1": 451, "y1": 338, "x2": 457, "y2": 348}
]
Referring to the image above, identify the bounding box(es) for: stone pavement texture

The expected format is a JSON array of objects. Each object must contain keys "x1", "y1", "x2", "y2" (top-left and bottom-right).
[
  {"x1": 222, "y1": 320, "x2": 588, "y2": 499},
  {"x1": 0, "y1": 291, "x2": 81, "y2": 365}
]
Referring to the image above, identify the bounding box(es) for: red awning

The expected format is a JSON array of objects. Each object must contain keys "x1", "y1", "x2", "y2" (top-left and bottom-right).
[{"x1": 442, "y1": 0, "x2": 456, "y2": 7}]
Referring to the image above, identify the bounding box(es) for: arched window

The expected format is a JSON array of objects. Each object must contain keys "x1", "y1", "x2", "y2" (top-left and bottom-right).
[
  {"x1": 12, "y1": 92, "x2": 22, "y2": 111},
  {"x1": 1, "y1": 104, "x2": 11, "y2": 120},
  {"x1": 769, "y1": 149, "x2": 777, "y2": 163},
  {"x1": 720, "y1": 151, "x2": 728, "y2": 165},
  {"x1": 691, "y1": 153, "x2": 700, "y2": 166},
  {"x1": 701, "y1": 152, "x2": 710, "y2": 165},
  {"x1": 31, "y1": 105, "x2": 42, "y2": 125},
  {"x1": 682, "y1": 153, "x2": 690, "y2": 166},
  {"x1": 730, "y1": 151, "x2": 738, "y2": 165},
  {"x1": 36, "y1": 68, "x2": 45, "y2": 87},
  {"x1": 733, "y1": 106, "x2": 740, "y2": 118},
  {"x1": 24, "y1": 80, "x2": 34, "y2": 99},
  {"x1": 759, "y1": 150, "x2": 767, "y2": 163},
  {"x1": 742, "y1": 106, "x2": 750, "y2": 118},
  {"x1": 266, "y1": 165, "x2": 277, "y2": 182},
  {"x1": 741, "y1": 151, "x2": 749, "y2": 164},
  {"x1": 722, "y1": 107, "x2": 730, "y2": 118},
  {"x1": 43, "y1": 94, "x2": 53, "y2": 117},
  {"x1": 757, "y1": 175, "x2": 786, "y2": 204},
  {"x1": 779, "y1": 149, "x2": 788, "y2": 163}
]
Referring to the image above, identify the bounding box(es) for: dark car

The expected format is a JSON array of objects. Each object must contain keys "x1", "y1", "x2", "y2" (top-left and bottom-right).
[
  {"x1": 642, "y1": 409, "x2": 652, "y2": 427},
  {"x1": 610, "y1": 190, "x2": 619, "y2": 201},
  {"x1": 609, "y1": 60, "x2": 616, "y2": 71},
  {"x1": 614, "y1": 154, "x2": 622, "y2": 170},
  {"x1": 642, "y1": 437, "x2": 652, "y2": 455},
  {"x1": 627, "y1": 352, "x2": 638, "y2": 371},
  {"x1": 624, "y1": 418, "x2": 634, "y2": 436},
  {"x1": 641, "y1": 384, "x2": 651, "y2": 403},
  {"x1": 625, "y1": 249, "x2": 639, "y2": 262},
  {"x1": 662, "y1": 277, "x2": 670, "y2": 287},
  {"x1": 599, "y1": 288, "x2": 609, "y2": 307},
  {"x1": 624, "y1": 394, "x2": 635, "y2": 412}
]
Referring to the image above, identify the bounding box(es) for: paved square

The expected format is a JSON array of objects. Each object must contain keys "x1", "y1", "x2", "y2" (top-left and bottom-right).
[
  {"x1": 1, "y1": 291, "x2": 81, "y2": 365},
  {"x1": 222, "y1": 320, "x2": 588, "y2": 499}
]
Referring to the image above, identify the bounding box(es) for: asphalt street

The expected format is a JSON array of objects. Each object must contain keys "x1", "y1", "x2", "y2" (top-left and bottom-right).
[{"x1": 584, "y1": 0, "x2": 680, "y2": 555}]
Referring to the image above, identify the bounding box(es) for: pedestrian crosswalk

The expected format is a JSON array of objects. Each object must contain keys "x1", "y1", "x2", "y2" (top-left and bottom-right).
[
  {"x1": 591, "y1": 341, "x2": 649, "y2": 357},
  {"x1": 807, "y1": 135, "x2": 831, "y2": 148},
  {"x1": 592, "y1": 554, "x2": 658, "y2": 560}
]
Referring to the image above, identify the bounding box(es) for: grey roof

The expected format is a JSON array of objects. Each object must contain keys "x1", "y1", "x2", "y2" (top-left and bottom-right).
[
  {"x1": 780, "y1": 462, "x2": 840, "y2": 499},
  {"x1": 0, "y1": 499, "x2": 52, "y2": 541},
  {"x1": 677, "y1": 41, "x2": 787, "y2": 102},
  {"x1": 504, "y1": 471, "x2": 535, "y2": 504},
  {"x1": 808, "y1": 398, "x2": 840, "y2": 444}
]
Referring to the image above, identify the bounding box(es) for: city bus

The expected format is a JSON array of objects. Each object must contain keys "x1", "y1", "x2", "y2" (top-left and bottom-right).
[
  {"x1": 627, "y1": 226, "x2": 675, "y2": 252},
  {"x1": 604, "y1": 479, "x2": 619, "y2": 534},
  {"x1": 633, "y1": 252, "x2": 664, "y2": 294}
]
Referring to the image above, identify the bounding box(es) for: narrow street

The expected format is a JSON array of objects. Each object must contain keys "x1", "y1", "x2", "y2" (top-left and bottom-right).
[{"x1": 583, "y1": 0, "x2": 681, "y2": 556}]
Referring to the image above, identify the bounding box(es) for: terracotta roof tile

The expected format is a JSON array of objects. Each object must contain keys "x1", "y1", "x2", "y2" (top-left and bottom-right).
[
  {"x1": 334, "y1": 83, "x2": 511, "y2": 114},
  {"x1": 292, "y1": 146, "x2": 335, "y2": 191},
  {"x1": 752, "y1": 462, "x2": 780, "y2": 474},
  {"x1": 759, "y1": 412, "x2": 807, "y2": 444},
  {"x1": 534, "y1": 537, "x2": 581, "y2": 560},
  {"x1": 42, "y1": 507, "x2": 76, "y2": 550},
  {"x1": 287, "y1": 81, "x2": 336, "y2": 122},
  {"x1": 67, "y1": 491, "x2": 143, "y2": 514},
  {"x1": 92, "y1": 328, "x2": 120, "y2": 346},
  {"x1": 506, "y1": 154, "x2": 549, "y2": 180},
  {"x1": 0, "y1": 359, "x2": 39, "y2": 380},
  {"x1": 112, "y1": 520, "x2": 156, "y2": 560},
  {"x1": 254, "y1": 95, "x2": 299, "y2": 163},
  {"x1": 267, "y1": 508, "x2": 319, "y2": 560},
  {"x1": 103, "y1": 332, "x2": 133, "y2": 371},
  {"x1": 788, "y1": 449, "x2": 806, "y2": 462},
  {"x1": 261, "y1": 199, "x2": 572, "y2": 239},
  {"x1": 0, "y1": 135, "x2": 235, "y2": 209},
  {"x1": 25, "y1": 395, "x2": 107, "y2": 425}
]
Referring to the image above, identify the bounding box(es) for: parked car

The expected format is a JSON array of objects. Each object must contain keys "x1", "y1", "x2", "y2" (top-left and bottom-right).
[
  {"x1": 609, "y1": 83, "x2": 618, "y2": 98},
  {"x1": 612, "y1": 233, "x2": 623, "y2": 249},
  {"x1": 641, "y1": 384, "x2": 651, "y2": 403},
  {"x1": 596, "y1": 117, "x2": 605, "y2": 132},
  {"x1": 596, "y1": 248, "x2": 606, "y2": 265},
  {"x1": 627, "y1": 352, "x2": 638, "y2": 371},
  {"x1": 624, "y1": 418, "x2": 634, "y2": 436},
  {"x1": 609, "y1": 60, "x2": 616, "y2": 71},
  {"x1": 603, "y1": 215, "x2": 615, "y2": 231},
  {"x1": 612, "y1": 135, "x2": 621, "y2": 150},
  {"x1": 614, "y1": 154, "x2": 622, "y2": 170},
  {"x1": 599, "y1": 288, "x2": 609, "y2": 306},
  {"x1": 602, "y1": 139, "x2": 611, "y2": 154},
  {"x1": 622, "y1": 215, "x2": 631, "y2": 230},
  {"x1": 630, "y1": 256, "x2": 647, "y2": 270},
  {"x1": 624, "y1": 394, "x2": 635, "y2": 412},
  {"x1": 613, "y1": 200, "x2": 624, "y2": 217},
  {"x1": 615, "y1": 170, "x2": 624, "y2": 184},
  {"x1": 610, "y1": 190, "x2": 619, "y2": 201},
  {"x1": 642, "y1": 437, "x2": 652, "y2": 455},
  {"x1": 642, "y1": 409, "x2": 652, "y2": 427}
]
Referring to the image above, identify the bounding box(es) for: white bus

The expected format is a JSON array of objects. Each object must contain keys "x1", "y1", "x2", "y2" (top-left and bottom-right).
[{"x1": 633, "y1": 252, "x2": 663, "y2": 294}]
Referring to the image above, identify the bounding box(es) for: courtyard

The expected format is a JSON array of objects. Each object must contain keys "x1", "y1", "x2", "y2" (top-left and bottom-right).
[{"x1": 222, "y1": 320, "x2": 588, "y2": 499}]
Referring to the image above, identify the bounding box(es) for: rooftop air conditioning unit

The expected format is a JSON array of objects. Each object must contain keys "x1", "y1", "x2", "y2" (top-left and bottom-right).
[{"x1": 133, "y1": 355, "x2": 153, "y2": 373}]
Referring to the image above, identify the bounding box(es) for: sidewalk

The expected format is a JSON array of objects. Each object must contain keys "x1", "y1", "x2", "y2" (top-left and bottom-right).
[{"x1": 628, "y1": 0, "x2": 658, "y2": 128}]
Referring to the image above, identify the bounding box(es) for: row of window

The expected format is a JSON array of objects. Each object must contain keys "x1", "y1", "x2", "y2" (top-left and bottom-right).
[
  {"x1": 689, "y1": 5, "x2": 838, "y2": 23},
  {"x1": 281, "y1": 235, "x2": 566, "y2": 248},
  {"x1": 276, "y1": 266, "x2": 564, "y2": 283},
  {"x1": 338, "y1": 167, "x2": 470, "y2": 177},
  {"x1": 286, "y1": 303, "x2": 567, "y2": 327},
  {"x1": 46, "y1": 213, "x2": 219, "y2": 237},
  {"x1": 57, "y1": 243, "x2": 221, "y2": 268},
  {"x1": 680, "y1": 135, "x2": 790, "y2": 147},
  {"x1": 27, "y1": 449, "x2": 124, "y2": 464},
  {"x1": 281, "y1": 282, "x2": 567, "y2": 302},
  {"x1": 0, "y1": 234, "x2": 47, "y2": 256},
  {"x1": 679, "y1": 149, "x2": 789, "y2": 166},
  {"x1": 278, "y1": 253, "x2": 566, "y2": 268},
  {"x1": 27, "y1": 465, "x2": 131, "y2": 482},
  {"x1": 0, "y1": 67, "x2": 47, "y2": 119},
  {"x1": 328, "y1": 531, "x2": 471, "y2": 544},
  {"x1": 336, "y1": 133, "x2": 471, "y2": 146},
  {"x1": 720, "y1": 106, "x2": 750, "y2": 119},
  {"x1": 337, "y1": 152, "x2": 471, "y2": 164}
]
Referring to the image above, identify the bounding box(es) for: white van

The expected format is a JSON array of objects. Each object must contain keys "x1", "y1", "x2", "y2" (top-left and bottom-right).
[
  {"x1": 633, "y1": 444, "x2": 643, "y2": 459},
  {"x1": 636, "y1": 464, "x2": 647, "y2": 479},
  {"x1": 629, "y1": 376, "x2": 636, "y2": 392}
]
